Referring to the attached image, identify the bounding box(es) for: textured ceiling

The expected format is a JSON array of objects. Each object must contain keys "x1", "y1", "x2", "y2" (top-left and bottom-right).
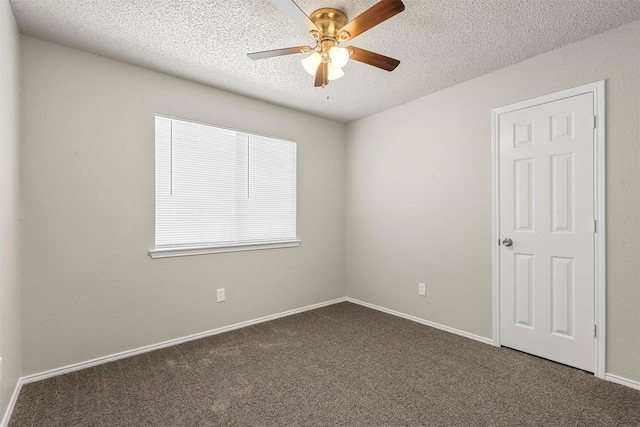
[{"x1": 9, "y1": 0, "x2": 640, "y2": 123}]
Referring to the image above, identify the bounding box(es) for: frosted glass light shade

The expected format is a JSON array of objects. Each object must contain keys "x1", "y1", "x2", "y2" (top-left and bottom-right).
[
  {"x1": 301, "y1": 52, "x2": 322, "y2": 75},
  {"x1": 327, "y1": 63, "x2": 345, "y2": 81},
  {"x1": 329, "y1": 46, "x2": 349, "y2": 68}
]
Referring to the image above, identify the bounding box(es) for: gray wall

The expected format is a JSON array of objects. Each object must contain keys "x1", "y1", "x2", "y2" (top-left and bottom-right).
[
  {"x1": 346, "y1": 21, "x2": 640, "y2": 382},
  {"x1": 0, "y1": 0, "x2": 21, "y2": 417},
  {"x1": 20, "y1": 37, "x2": 346, "y2": 375}
]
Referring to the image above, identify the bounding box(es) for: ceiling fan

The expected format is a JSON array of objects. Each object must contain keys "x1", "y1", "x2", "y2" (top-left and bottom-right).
[{"x1": 248, "y1": 0, "x2": 405, "y2": 87}]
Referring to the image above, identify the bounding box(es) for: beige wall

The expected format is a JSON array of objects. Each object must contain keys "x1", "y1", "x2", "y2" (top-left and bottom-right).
[
  {"x1": 0, "y1": 0, "x2": 22, "y2": 417},
  {"x1": 346, "y1": 21, "x2": 640, "y2": 382},
  {"x1": 20, "y1": 36, "x2": 346, "y2": 375},
  {"x1": 16, "y1": 18, "x2": 640, "y2": 386}
]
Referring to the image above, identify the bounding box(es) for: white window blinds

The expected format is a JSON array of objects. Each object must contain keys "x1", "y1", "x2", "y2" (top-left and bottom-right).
[{"x1": 153, "y1": 116, "x2": 298, "y2": 257}]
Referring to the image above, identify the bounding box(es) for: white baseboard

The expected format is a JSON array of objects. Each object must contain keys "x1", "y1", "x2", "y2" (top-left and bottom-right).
[
  {"x1": 346, "y1": 297, "x2": 494, "y2": 346},
  {"x1": 605, "y1": 373, "x2": 640, "y2": 391},
  {"x1": 20, "y1": 297, "x2": 348, "y2": 385},
  {"x1": 5, "y1": 296, "x2": 640, "y2": 425},
  {"x1": 1, "y1": 378, "x2": 24, "y2": 427},
  {"x1": 347, "y1": 298, "x2": 640, "y2": 392}
]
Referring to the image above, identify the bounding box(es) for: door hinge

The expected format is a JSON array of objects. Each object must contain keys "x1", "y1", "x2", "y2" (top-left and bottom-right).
[
  {"x1": 593, "y1": 115, "x2": 597, "y2": 129},
  {"x1": 594, "y1": 219, "x2": 597, "y2": 233},
  {"x1": 593, "y1": 324, "x2": 597, "y2": 337}
]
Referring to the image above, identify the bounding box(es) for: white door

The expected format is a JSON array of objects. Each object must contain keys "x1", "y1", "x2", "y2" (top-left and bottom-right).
[{"x1": 498, "y1": 93, "x2": 595, "y2": 372}]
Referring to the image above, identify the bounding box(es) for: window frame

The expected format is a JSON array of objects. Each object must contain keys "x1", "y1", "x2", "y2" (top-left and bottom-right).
[{"x1": 149, "y1": 115, "x2": 300, "y2": 259}]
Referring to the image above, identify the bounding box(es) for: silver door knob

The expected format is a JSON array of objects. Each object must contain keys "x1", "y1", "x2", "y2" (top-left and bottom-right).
[{"x1": 502, "y1": 238, "x2": 513, "y2": 247}]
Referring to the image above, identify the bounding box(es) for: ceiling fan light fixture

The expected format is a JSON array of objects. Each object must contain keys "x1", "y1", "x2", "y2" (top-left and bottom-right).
[
  {"x1": 329, "y1": 46, "x2": 350, "y2": 68},
  {"x1": 327, "y1": 62, "x2": 345, "y2": 81},
  {"x1": 301, "y1": 52, "x2": 322, "y2": 75}
]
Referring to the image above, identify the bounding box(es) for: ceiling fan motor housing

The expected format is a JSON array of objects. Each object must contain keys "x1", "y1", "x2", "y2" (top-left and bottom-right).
[{"x1": 309, "y1": 8, "x2": 349, "y2": 58}]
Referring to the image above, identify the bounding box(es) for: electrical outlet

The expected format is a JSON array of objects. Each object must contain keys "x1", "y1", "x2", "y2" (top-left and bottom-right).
[
  {"x1": 216, "y1": 288, "x2": 225, "y2": 303},
  {"x1": 418, "y1": 283, "x2": 426, "y2": 296}
]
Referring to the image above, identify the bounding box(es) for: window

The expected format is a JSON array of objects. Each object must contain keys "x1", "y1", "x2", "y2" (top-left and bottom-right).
[{"x1": 150, "y1": 115, "x2": 299, "y2": 258}]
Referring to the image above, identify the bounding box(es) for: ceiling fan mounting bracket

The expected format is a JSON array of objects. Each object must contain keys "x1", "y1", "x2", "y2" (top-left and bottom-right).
[{"x1": 308, "y1": 8, "x2": 348, "y2": 46}]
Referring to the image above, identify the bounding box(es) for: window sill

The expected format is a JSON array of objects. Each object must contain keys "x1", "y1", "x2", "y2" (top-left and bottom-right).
[{"x1": 149, "y1": 240, "x2": 301, "y2": 259}]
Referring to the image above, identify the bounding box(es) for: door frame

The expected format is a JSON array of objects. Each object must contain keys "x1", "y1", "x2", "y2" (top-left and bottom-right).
[{"x1": 491, "y1": 81, "x2": 606, "y2": 378}]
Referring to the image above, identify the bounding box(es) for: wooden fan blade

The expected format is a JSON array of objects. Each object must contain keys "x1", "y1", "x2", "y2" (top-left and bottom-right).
[
  {"x1": 247, "y1": 46, "x2": 313, "y2": 60},
  {"x1": 347, "y1": 46, "x2": 400, "y2": 71},
  {"x1": 339, "y1": 0, "x2": 405, "y2": 40},
  {"x1": 271, "y1": 0, "x2": 319, "y2": 32},
  {"x1": 314, "y1": 62, "x2": 328, "y2": 87}
]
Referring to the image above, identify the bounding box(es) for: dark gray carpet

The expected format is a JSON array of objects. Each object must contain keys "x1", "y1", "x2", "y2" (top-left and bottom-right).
[{"x1": 8, "y1": 302, "x2": 640, "y2": 426}]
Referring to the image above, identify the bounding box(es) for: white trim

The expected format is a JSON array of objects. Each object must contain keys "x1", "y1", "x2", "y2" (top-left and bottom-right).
[
  {"x1": 491, "y1": 105, "x2": 501, "y2": 348},
  {"x1": 20, "y1": 297, "x2": 346, "y2": 384},
  {"x1": 593, "y1": 81, "x2": 606, "y2": 379},
  {"x1": 346, "y1": 298, "x2": 494, "y2": 346},
  {"x1": 346, "y1": 299, "x2": 640, "y2": 393},
  {"x1": 149, "y1": 240, "x2": 301, "y2": 258},
  {"x1": 1, "y1": 379, "x2": 23, "y2": 427},
  {"x1": 491, "y1": 81, "x2": 606, "y2": 377},
  {"x1": 492, "y1": 82, "x2": 605, "y2": 115},
  {"x1": 605, "y1": 374, "x2": 640, "y2": 391},
  {"x1": 4, "y1": 296, "x2": 639, "y2": 425}
]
